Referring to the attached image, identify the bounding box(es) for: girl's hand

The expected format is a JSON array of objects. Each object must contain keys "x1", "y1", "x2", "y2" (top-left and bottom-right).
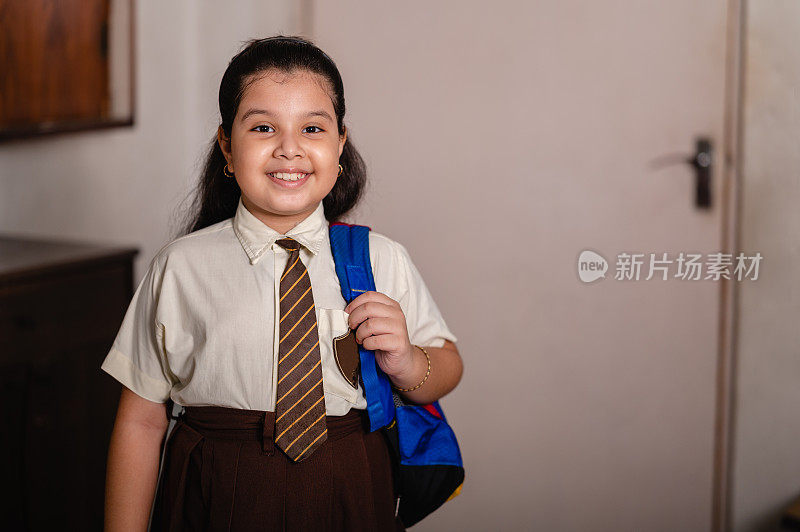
[{"x1": 343, "y1": 291, "x2": 416, "y2": 380}]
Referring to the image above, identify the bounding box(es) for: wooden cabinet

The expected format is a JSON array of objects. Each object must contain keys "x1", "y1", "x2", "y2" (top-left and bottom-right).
[{"x1": 0, "y1": 234, "x2": 138, "y2": 531}]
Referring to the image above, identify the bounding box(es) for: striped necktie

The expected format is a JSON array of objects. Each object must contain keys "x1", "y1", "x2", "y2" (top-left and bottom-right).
[{"x1": 274, "y1": 237, "x2": 327, "y2": 461}]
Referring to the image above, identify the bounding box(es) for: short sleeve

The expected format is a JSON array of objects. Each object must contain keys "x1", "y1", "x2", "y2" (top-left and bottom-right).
[
  {"x1": 393, "y1": 242, "x2": 458, "y2": 348},
  {"x1": 100, "y1": 253, "x2": 174, "y2": 403}
]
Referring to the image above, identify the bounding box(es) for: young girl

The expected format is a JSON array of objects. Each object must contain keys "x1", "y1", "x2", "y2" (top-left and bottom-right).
[{"x1": 101, "y1": 36, "x2": 462, "y2": 531}]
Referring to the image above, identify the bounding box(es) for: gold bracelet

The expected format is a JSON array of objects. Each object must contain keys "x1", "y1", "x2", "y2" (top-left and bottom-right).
[{"x1": 391, "y1": 345, "x2": 431, "y2": 392}]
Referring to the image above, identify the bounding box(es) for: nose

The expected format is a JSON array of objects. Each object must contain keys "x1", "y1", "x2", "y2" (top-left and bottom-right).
[{"x1": 274, "y1": 131, "x2": 305, "y2": 159}]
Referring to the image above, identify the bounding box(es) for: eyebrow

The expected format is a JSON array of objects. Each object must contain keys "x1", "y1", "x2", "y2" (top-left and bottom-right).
[{"x1": 240, "y1": 108, "x2": 334, "y2": 123}]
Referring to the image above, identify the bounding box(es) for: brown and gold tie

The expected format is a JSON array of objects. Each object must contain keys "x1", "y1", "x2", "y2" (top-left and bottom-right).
[{"x1": 274, "y1": 237, "x2": 327, "y2": 461}]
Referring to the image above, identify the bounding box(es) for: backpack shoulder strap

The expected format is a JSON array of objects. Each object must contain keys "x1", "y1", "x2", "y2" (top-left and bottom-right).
[
  {"x1": 329, "y1": 222, "x2": 375, "y2": 302},
  {"x1": 329, "y1": 222, "x2": 395, "y2": 431}
]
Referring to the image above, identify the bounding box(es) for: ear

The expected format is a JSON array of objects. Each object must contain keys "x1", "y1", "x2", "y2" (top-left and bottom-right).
[
  {"x1": 217, "y1": 125, "x2": 233, "y2": 167},
  {"x1": 338, "y1": 125, "x2": 347, "y2": 157}
]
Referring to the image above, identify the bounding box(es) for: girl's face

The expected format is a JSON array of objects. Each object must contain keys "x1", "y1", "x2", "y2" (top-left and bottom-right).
[{"x1": 218, "y1": 69, "x2": 346, "y2": 233}]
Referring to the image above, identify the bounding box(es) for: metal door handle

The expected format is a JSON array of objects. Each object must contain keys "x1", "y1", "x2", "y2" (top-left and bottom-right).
[{"x1": 650, "y1": 137, "x2": 713, "y2": 209}]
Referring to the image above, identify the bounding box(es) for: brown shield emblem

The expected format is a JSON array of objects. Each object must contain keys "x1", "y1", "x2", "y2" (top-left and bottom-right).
[{"x1": 333, "y1": 328, "x2": 360, "y2": 389}]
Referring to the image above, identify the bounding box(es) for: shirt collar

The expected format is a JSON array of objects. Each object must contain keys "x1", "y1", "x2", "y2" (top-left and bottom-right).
[{"x1": 233, "y1": 197, "x2": 327, "y2": 265}]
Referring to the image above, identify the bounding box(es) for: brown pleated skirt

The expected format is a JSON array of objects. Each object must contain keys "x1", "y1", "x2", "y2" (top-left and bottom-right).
[{"x1": 150, "y1": 405, "x2": 406, "y2": 532}]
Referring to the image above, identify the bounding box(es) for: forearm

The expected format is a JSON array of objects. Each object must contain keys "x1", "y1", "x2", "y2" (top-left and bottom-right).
[
  {"x1": 389, "y1": 341, "x2": 463, "y2": 405},
  {"x1": 105, "y1": 419, "x2": 167, "y2": 532}
]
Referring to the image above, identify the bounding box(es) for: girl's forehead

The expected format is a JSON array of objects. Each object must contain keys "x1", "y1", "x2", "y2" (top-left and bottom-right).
[{"x1": 239, "y1": 70, "x2": 334, "y2": 114}]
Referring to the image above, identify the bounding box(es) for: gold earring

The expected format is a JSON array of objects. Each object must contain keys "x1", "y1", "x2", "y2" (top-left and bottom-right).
[
  {"x1": 337, "y1": 163, "x2": 343, "y2": 177},
  {"x1": 223, "y1": 164, "x2": 235, "y2": 178}
]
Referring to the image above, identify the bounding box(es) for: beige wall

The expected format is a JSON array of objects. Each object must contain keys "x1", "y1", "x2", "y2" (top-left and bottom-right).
[
  {"x1": 732, "y1": 1, "x2": 800, "y2": 530},
  {"x1": 0, "y1": 0, "x2": 297, "y2": 282}
]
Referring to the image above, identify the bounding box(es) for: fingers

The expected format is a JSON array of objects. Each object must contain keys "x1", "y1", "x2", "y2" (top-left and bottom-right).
[
  {"x1": 352, "y1": 316, "x2": 404, "y2": 344},
  {"x1": 361, "y1": 333, "x2": 404, "y2": 352},
  {"x1": 343, "y1": 291, "x2": 409, "y2": 347},
  {"x1": 343, "y1": 291, "x2": 399, "y2": 314},
  {"x1": 345, "y1": 295, "x2": 403, "y2": 331}
]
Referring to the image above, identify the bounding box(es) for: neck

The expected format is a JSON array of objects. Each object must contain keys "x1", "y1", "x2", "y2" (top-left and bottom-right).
[{"x1": 241, "y1": 197, "x2": 316, "y2": 235}]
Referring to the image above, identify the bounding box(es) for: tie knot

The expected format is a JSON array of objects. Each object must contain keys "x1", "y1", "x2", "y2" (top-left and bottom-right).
[{"x1": 276, "y1": 238, "x2": 301, "y2": 252}]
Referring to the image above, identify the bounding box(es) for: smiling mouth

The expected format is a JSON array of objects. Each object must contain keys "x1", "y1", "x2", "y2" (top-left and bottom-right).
[{"x1": 268, "y1": 172, "x2": 311, "y2": 182}]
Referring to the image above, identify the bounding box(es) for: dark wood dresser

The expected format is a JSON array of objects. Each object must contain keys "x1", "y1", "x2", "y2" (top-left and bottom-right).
[{"x1": 0, "y1": 234, "x2": 138, "y2": 531}]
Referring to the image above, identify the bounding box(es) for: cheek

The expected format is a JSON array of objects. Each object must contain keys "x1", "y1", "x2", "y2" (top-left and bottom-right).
[
  {"x1": 310, "y1": 143, "x2": 341, "y2": 170},
  {"x1": 234, "y1": 140, "x2": 270, "y2": 168}
]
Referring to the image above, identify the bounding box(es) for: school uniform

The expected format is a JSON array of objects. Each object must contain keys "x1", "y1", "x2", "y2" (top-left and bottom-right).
[{"x1": 100, "y1": 197, "x2": 458, "y2": 531}]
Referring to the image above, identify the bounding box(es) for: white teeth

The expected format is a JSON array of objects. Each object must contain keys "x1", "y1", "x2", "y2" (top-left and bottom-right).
[{"x1": 270, "y1": 172, "x2": 309, "y2": 181}]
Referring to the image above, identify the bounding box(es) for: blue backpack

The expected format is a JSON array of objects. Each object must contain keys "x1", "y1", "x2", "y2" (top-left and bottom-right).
[{"x1": 329, "y1": 222, "x2": 464, "y2": 527}]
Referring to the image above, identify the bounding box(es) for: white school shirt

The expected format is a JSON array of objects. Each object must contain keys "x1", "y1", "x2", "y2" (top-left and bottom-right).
[{"x1": 100, "y1": 197, "x2": 457, "y2": 415}]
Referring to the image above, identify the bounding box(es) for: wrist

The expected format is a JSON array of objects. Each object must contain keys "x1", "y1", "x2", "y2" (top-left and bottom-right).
[{"x1": 391, "y1": 345, "x2": 431, "y2": 392}]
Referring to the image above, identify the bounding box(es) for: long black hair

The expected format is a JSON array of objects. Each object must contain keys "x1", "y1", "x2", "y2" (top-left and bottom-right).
[{"x1": 175, "y1": 35, "x2": 367, "y2": 238}]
